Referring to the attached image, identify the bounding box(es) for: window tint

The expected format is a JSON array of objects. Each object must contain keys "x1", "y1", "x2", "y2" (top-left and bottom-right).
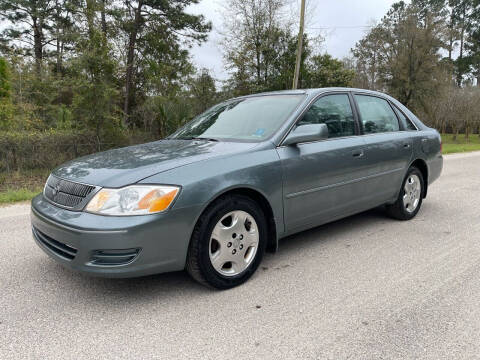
[
  {"x1": 395, "y1": 107, "x2": 417, "y2": 131},
  {"x1": 355, "y1": 95, "x2": 399, "y2": 134},
  {"x1": 297, "y1": 94, "x2": 355, "y2": 138}
]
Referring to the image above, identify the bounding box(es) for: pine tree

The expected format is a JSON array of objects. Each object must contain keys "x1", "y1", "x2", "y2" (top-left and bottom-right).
[
  {"x1": 120, "y1": 0, "x2": 211, "y2": 127},
  {"x1": 0, "y1": 0, "x2": 57, "y2": 75}
]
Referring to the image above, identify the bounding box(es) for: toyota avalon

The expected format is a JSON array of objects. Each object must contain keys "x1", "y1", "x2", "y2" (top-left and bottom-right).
[{"x1": 31, "y1": 88, "x2": 443, "y2": 289}]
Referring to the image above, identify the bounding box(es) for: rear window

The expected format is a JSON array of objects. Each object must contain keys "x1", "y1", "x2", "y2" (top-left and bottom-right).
[
  {"x1": 355, "y1": 95, "x2": 400, "y2": 134},
  {"x1": 395, "y1": 106, "x2": 417, "y2": 131}
]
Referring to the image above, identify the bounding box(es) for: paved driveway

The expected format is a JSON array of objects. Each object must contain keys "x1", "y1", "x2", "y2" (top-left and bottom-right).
[{"x1": 1, "y1": 152, "x2": 479, "y2": 359}]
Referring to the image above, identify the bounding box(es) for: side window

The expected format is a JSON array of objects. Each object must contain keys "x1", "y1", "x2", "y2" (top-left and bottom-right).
[
  {"x1": 297, "y1": 94, "x2": 355, "y2": 138},
  {"x1": 355, "y1": 95, "x2": 400, "y2": 134},
  {"x1": 395, "y1": 107, "x2": 417, "y2": 131}
]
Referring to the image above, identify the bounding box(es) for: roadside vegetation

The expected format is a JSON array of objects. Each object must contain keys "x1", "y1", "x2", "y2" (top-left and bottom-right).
[
  {"x1": 442, "y1": 134, "x2": 480, "y2": 154},
  {"x1": 1, "y1": 0, "x2": 480, "y2": 204},
  {"x1": 0, "y1": 169, "x2": 47, "y2": 204},
  {"x1": 0, "y1": 188, "x2": 43, "y2": 205}
]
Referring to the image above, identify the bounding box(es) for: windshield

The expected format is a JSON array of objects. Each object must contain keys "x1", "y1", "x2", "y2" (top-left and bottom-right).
[{"x1": 170, "y1": 94, "x2": 305, "y2": 142}]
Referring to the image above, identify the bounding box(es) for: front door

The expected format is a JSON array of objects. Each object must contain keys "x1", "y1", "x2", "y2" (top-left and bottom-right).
[{"x1": 277, "y1": 93, "x2": 367, "y2": 234}]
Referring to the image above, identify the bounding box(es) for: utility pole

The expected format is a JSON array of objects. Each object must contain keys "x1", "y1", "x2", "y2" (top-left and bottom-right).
[{"x1": 292, "y1": 0, "x2": 306, "y2": 89}]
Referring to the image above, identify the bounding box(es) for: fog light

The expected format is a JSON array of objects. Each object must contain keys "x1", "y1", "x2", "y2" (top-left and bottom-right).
[{"x1": 88, "y1": 248, "x2": 141, "y2": 266}]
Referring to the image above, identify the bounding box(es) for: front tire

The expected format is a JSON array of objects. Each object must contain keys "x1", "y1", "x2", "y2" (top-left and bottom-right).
[
  {"x1": 386, "y1": 166, "x2": 424, "y2": 220},
  {"x1": 186, "y1": 194, "x2": 267, "y2": 289}
]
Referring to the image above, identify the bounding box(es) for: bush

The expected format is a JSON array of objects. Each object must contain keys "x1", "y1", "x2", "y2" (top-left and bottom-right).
[{"x1": 0, "y1": 129, "x2": 154, "y2": 172}]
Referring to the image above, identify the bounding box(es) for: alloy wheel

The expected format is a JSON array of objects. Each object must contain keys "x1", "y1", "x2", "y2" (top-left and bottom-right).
[
  {"x1": 209, "y1": 210, "x2": 259, "y2": 276},
  {"x1": 403, "y1": 174, "x2": 421, "y2": 213}
]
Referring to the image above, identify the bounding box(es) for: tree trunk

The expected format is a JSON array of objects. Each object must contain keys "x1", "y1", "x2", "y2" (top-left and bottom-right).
[
  {"x1": 55, "y1": 0, "x2": 62, "y2": 75},
  {"x1": 123, "y1": 0, "x2": 143, "y2": 127},
  {"x1": 459, "y1": 7, "x2": 465, "y2": 59},
  {"x1": 448, "y1": 12, "x2": 454, "y2": 61},
  {"x1": 101, "y1": 0, "x2": 107, "y2": 37},
  {"x1": 457, "y1": 5, "x2": 467, "y2": 86},
  {"x1": 85, "y1": 0, "x2": 96, "y2": 40},
  {"x1": 32, "y1": 16, "x2": 43, "y2": 75},
  {"x1": 448, "y1": 35, "x2": 453, "y2": 61},
  {"x1": 255, "y1": 39, "x2": 261, "y2": 85}
]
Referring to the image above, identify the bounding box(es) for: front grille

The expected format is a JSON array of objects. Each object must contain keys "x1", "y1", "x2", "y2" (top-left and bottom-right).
[
  {"x1": 44, "y1": 175, "x2": 96, "y2": 208},
  {"x1": 33, "y1": 227, "x2": 77, "y2": 260}
]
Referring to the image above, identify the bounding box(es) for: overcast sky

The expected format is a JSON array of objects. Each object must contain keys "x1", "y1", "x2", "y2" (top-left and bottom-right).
[{"x1": 186, "y1": 0, "x2": 400, "y2": 81}]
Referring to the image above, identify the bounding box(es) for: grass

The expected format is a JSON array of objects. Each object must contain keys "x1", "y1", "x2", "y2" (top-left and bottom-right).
[
  {"x1": 0, "y1": 169, "x2": 49, "y2": 205},
  {"x1": 0, "y1": 188, "x2": 43, "y2": 205},
  {"x1": 0, "y1": 133, "x2": 479, "y2": 205},
  {"x1": 441, "y1": 133, "x2": 480, "y2": 154}
]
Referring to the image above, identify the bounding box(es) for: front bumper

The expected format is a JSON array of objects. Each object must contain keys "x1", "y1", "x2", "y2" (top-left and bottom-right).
[{"x1": 30, "y1": 194, "x2": 202, "y2": 278}]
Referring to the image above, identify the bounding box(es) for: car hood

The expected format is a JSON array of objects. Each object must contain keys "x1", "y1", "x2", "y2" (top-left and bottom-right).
[{"x1": 52, "y1": 139, "x2": 259, "y2": 187}]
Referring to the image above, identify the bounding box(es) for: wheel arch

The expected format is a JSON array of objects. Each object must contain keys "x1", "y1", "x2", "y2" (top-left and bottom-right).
[
  {"x1": 409, "y1": 158, "x2": 429, "y2": 198},
  {"x1": 194, "y1": 186, "x2": 279, "y2": 254}
]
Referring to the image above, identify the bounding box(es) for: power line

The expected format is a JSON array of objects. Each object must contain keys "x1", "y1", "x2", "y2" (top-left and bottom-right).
[{"x1": 307, "y1": 25, "x2": 375, "y2": 30}]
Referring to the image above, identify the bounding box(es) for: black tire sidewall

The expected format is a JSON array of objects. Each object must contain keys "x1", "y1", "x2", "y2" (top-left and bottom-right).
[{"x1": 195, "y1": 196, "x2": 267, "y2": 289}]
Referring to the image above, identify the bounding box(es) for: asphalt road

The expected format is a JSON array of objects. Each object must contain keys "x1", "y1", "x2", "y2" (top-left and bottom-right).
[{"x1": 1, "y1": 152, "x2": 480, "y2": 360}]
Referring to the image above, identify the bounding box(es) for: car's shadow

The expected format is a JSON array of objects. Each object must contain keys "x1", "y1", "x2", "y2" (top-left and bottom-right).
[
  {"x1": 40, "y1": 206, "x2": 392, "y2": 300},
  {"x1": 277, "y1": 206, "x2": 389, "y2": 253}
]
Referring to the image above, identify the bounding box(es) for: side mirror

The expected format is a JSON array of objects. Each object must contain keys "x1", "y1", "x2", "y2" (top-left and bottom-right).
[{"x1": 283, "y1": 123, "x2": 328, "y2": 146}]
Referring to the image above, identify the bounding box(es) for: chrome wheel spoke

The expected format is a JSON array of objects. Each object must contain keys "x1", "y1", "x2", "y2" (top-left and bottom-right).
[
  {"x1": 403, "y1": 194, "x2": 411, "y2": 209},
  {"x1": 211, "y1": 225, "x2": 231, "y2": 242},
  {"x1": 231, "y1": 259, "x2": 248, "y2": 274},
  {"x1": 243, "y1": 229, "x2": 259, "y2": 248},
  {"x1": 210, "y1": 250, "x2": 229, "y2": 272},
  {"x1": 231, "y1": 212, "x2": 247, "y2": 234}
]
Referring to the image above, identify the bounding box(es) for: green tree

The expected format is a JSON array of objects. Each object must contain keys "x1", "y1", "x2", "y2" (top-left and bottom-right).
[
  {"x1": 448, "y1": 0, "x2": 475, "y2": 85},
  {"x1": 120, "y1": 0, "x2": 211, "y2": 127},
  {"x1": 0, "y1": 58, "x2": 15, "y2": 129},
  {"x1": 0, "y1": 58, "x2": 11, "y2": 99},
  {"x1": 464, "y1": 0, "x2": 480, "y2": 86},
  {"x1": 0, "y1": 0, "x2": 57, "y2": 75},
  {"x1": 188, "y1": 68, "x2": 217, "y2": 114},
  {"x1": 222, "y1": 0, "x2": 292, "y2": 94},
  {"x1": 303, "y1": 54, "x2": 355, "y2": 88},
  {"x1": 352, "y1": 1, "x2": 448, "y2": 110},
  {"x1": 268, "y1": 30, "x2": 311, "y2": 90},
  {"x1": 351, "y1": 25, "x2": 386, "y2": 90},
  {"x1": 70, "y1": 0, "x2": 120, "y2": 144}
]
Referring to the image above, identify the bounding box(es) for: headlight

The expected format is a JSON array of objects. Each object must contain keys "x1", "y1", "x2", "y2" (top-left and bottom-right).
[{"x1": 85, "y1": 185, "x2": 180, "y2": 216}]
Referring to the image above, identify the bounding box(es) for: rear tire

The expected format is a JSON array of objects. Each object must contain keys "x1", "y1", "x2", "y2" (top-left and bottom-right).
[
  {"x1": 186, "y1": 194, "x2": 267, "y2": 289},
  {"x1": 386, "y1": 166, "x2": 424, "y2": 220}
]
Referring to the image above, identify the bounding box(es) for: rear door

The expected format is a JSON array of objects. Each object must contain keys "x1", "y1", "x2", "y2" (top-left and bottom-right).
[
  {"x1": 352, "y1": 94, "x2": 413, "y2": 204},
  {"x1": 277, "y1": 93, "x2": 368, "y2": 233}
]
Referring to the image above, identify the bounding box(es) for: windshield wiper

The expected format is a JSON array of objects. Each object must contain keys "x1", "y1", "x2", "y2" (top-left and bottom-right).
[{"x1": 180, "y1": 136, "x2": 220, "y2": 142}]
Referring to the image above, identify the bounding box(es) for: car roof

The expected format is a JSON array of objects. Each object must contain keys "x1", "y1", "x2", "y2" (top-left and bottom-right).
[
  {"x1": 233, "y1": 87, "x2": 427, "y2": 139},
  {"x1": 235, "y1": 87, "x2": 392, "y2": 99}
]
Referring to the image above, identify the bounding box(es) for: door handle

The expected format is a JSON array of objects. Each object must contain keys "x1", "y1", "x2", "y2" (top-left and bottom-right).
[{"x1": 352, "y1": 149, "x2": 364, "y2": 158}]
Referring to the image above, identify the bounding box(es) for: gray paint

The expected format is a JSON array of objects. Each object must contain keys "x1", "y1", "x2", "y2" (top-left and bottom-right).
[
  {"x1": 52, "y1": 140, "x2": 260, "y2": 187},
  {"x1": 31, "y1": 88, "x2": 443, "y2": 278}
]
